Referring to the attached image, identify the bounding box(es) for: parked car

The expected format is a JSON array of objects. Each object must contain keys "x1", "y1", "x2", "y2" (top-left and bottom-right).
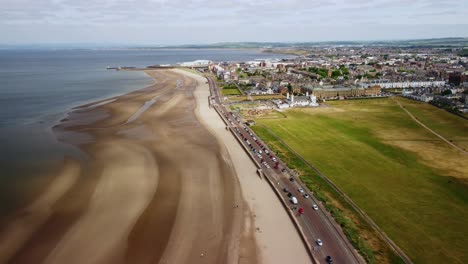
[
  {"x1": 316, "y1": 239, "x2": 323, "y2": 246},
  {"x1": 298, "y1": 188, "x2": 304, "y2": 193},
  {"x1": 303, "y1": 193, "x2": 309, "y2": 199},
  {"x1": 287, "y1": 192, "x2": 293, "y2": 197},
  {"x1": 283, "y1": 187, "x2": 289, "y2": 193},
  {"x1": 312, "y1": 204, "x2": 319, "y2": 210},
  {"x1": 289, "y1": 177, "x2": 294, "y2": 182},
  {"x1": 290, "y1": 197, "x2": 298, "y2": 205},
  {"x1": 326, "y1": 256, "x2": 333, "y2": 263}
]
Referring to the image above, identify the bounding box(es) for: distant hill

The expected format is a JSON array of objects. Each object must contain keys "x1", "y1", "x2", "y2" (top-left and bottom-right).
[
  {"x1": 2, "y1": 37, "x2": 467, "y2": 50},
  {"x1": 131, "y1": 38, "x2": 468, "y2": 49}
]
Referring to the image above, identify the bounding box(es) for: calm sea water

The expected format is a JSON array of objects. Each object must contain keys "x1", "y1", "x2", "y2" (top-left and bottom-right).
[{"x1": 0, "y1": 49, "x2": 294, "y2": 214}]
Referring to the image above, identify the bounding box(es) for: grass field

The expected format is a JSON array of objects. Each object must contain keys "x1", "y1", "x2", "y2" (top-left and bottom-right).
[
  {"x1": 220, "y1": 83, "x2": 242, "y2": 96},
  {"x1": 250, "y1": 98, "x2": 468, "y2": 264},
  {"x1": 228, "y1": 94, "x2": 285, "y2": 101},
  {"x1": 221, "y1": 88, "x2": 241, "y2": 95}
]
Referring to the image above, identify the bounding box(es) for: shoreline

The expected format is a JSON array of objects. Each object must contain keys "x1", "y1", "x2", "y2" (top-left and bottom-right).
[
  {"x1": 178, "y1": 69, "x2": 310, "y2": 263},
  {"x1": 0, "y1": 68, "x2": 308, "y2": 264},
  {"x1": 0, "y1": 69, "x2": 246, "y2": 263}
]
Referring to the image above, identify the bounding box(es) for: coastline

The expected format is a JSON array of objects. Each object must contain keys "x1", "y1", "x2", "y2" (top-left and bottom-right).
[
  {"x1": 178, "y1": 69, "x2": 310, "y2": 263},
  {"x1": 0, "y1": 68, "x2": 308, "y2": 264}
]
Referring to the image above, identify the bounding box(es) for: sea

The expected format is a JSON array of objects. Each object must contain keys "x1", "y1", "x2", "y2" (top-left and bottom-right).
[{"x1": 0, "y1": 48, "x2": 294, "y2": 215}]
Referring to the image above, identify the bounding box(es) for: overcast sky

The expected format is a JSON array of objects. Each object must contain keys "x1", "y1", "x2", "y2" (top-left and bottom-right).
[{"x1": 1, "y1": 0, "x2": 467, "y2": 45}]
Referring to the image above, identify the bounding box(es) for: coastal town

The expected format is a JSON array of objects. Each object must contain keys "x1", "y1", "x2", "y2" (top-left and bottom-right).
[
  {"x1": 2, "y1": 0, "x2": 468, "y2": 261},
  {"x1": 180, "y1": 47, "x2": 468, "y2": 116}
]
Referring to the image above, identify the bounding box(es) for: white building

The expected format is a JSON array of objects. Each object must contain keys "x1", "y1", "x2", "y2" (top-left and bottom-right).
[
  {"x1": 285, "y1": 92, "x2": 319, "y2": 107},
  {"x1": 361, "y1": 80, "x2": 446, "y2": 89},
  {"x1": 180, "y1": 60, "x2": 211, "y2": 67}
]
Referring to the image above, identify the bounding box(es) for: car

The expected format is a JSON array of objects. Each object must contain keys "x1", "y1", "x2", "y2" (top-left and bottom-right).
[
  {"x1": 265, "y1": 164, "x2": 270, "y2": 169},
  {"x1": 289, "y1": 177, "x2": 294, "y2": 182},
  {"x1": 303, "y1": 193, "x2": 309, "y2": 199},
  {"x1": 258, "y1": 150, "x2": 262, "y2": 154},
  {"x1": 326, "y1": 256, "x2": 333, "y2": 263},
  {"x1": 281, "y1": 168, "x2": 286, "y2": 173},
  {"x1": 283, "y1": 187, "x2": 289, "y2": 193},
  {"x1": 312, "y1": 204, "x2": 319, "y2": 210},
  {"x1": 298, "y1": 188, "x2": 304, "y2": 193},
  {"x1": 290, "y1": 196, "x2": 298, "y2": 205},
  {"x1": 316, "y1": 239, "x2": 323, "y2": 246},
  {"x1": 287, "y1": 192, "x2": 293, "y2": 197}
]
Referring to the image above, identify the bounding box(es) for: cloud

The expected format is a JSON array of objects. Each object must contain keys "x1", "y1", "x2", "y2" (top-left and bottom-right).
[{"x1": 0, "y1": 0, "x2": 467, "y2": 44}]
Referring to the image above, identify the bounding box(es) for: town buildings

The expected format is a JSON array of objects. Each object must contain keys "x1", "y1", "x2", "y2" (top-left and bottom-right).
[{"x1": 206, "y1": 45, "x2": 467, "y2": 113}]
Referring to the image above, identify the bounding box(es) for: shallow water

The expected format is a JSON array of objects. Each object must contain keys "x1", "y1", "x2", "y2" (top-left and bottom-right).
[{"x1": 0, "y1": 48, "x2": 294, "y2": 216}]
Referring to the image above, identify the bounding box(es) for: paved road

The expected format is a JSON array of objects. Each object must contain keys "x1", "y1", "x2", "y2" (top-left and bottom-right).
[{"x1": 206, "y1": 76, "x2": 362, "y2": 264}]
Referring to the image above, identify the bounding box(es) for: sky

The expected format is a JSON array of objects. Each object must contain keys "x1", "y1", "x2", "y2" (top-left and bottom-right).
[{"x1": 0, "y1": 0, "x2": 467, "y2": 45}]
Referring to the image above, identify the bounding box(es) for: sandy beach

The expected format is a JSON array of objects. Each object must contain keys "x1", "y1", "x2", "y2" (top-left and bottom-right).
[{"x1": 0, "y1": 69, "x2": 309, "y2": 264}]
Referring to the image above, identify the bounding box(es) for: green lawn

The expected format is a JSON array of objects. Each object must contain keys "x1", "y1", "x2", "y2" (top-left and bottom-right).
[
  {"x1": 251, "y1": 98, "x2": 468, "y2": 264},
  {"x1": 222, "y1": 88, "x2": 241, "y2": 96},
  {"x1": 396, "y1": 98, "x2": 468, "y2": 150},
  {"x1": 221, "y1": 83, "x2": 242, "y2": 96}
]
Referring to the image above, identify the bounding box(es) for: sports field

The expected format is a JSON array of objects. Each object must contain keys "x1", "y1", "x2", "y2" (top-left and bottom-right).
[{"x1": 251, "y1": 97, "x2": 468, "y2": 264}]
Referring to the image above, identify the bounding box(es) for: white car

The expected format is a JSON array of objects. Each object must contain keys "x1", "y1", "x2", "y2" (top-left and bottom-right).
[
  {"x1": 316, "y1": 239, "x2": 323, "y2": 246},
  {"x1": 303, "y1": 193, "x2": 309, "y2": 199},
  {"x1": 312, "y1": 204, "x2": 319, "y2": 210},
  {"x1": 298, "y1": 188, "x2": 304, "y2": 193},
  {"x1": 290, "y1": 196, "x2": 298, "y2": 204}
]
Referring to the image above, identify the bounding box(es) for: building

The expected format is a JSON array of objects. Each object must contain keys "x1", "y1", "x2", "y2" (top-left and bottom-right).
[
  {"x1": 305, "y1": 85, "x2": 381, "y2": 99},
  {"x1": 286, "y1": 92, "x2": 319, "y2": 107},
  {"x1": 363, "y1": 80, "x2": 446, "y2": 89}
]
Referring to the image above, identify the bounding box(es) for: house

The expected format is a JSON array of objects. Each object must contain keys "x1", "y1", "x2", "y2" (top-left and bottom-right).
[{"x1": 421, "y1": 93, "x2": 434, "y2": 102}]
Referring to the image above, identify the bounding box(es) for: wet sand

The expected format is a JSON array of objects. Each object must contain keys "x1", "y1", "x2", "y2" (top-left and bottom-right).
[{"x1": 0, "y1": 69, "x2": 309, "y2": 264}]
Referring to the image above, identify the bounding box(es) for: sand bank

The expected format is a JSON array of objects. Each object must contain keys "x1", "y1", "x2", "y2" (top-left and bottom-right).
[{"x1": 0, "y1": 69, "x2": 308, "y2": 264}]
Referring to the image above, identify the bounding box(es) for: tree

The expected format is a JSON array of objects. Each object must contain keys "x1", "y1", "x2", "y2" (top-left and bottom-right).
[
  {"x1": 287, "y1": 83, "x2": 293, "y2": 94},
  {"x1": 441, "y1": 89, "x2": 452, "y2": 96}
]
